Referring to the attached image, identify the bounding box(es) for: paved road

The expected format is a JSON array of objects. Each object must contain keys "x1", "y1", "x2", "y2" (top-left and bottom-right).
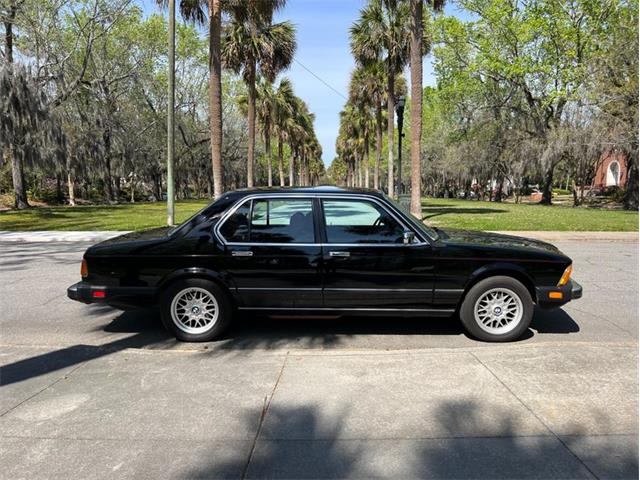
[{"x1": 1, "y1": 240, "x2": 637, "y2": 479}]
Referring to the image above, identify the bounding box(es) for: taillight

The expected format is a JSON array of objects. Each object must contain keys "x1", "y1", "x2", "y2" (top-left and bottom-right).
[
  {"x1": 557, "y1": 264, "x2": 572, "y2": 287},
  {"x1": 80, "y1": 259, "x2": 88, "y2": 278}
]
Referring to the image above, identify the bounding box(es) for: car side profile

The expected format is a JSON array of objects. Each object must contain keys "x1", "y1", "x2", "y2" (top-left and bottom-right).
[{"x1": 68, "y1": 187, "x2": 582, "y2": 342}]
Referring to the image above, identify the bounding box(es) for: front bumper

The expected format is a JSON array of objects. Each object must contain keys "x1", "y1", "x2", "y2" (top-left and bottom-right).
[
  {"x1": 536, "y1": 279, "x2": 582, "y2": 309},
  {"x1": 67, "y1": 281, "x2": 156, "y2": 309}
]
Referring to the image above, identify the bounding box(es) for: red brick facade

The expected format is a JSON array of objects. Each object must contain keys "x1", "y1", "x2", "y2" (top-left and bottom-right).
[{"x1": 593, "y1": 150, "x2": 628, "y2": 188}]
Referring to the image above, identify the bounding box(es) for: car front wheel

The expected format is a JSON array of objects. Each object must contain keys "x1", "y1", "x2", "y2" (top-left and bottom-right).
[
  {"x1": 160, "y1": 279, "x2": 231, "y2": 342},
  {"x1": 460, "y1": 276, "x2": 533, "y2": 342}
]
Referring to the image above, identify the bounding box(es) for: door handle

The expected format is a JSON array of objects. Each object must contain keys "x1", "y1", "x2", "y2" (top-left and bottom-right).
[
  {"x1": 231, "y1": 250, "x2": 253, "y2": 257},
  {"x1": 329, "y1": 251, "x2": 350, "y2": 258}
]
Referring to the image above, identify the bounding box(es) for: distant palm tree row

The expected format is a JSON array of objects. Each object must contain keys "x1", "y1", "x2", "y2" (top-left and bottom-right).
[
  {"x1": 338, "y1": 0, "x2": 443, "y2": 217},
  {"x1": 167, "y1": 0, "x2": 322, "y2": 197}
]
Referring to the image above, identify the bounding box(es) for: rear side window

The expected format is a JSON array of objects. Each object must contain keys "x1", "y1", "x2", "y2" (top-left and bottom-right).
[
  {"x1": 322, "y1": 199, "x2": 405, "y2": 244},
  {"x1": 219, "y1": 198, "x2": 315, "y2": 243}
]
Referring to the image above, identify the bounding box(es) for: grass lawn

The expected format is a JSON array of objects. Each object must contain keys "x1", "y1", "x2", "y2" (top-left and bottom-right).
[
  {"x1": 0, "y1": 200, "x2": 209, "y2": 231},
  {"x1": 423, "y1": 198, "x2": 638, "y2": 231},
  {"x1": 0, "y1": 197, "x2": 637, "y2": 232}
]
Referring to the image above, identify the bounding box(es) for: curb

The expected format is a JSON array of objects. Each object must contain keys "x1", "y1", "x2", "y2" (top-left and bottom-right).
[{"x1": 0, "y1": 231, "x2": 130, "y2": 242}]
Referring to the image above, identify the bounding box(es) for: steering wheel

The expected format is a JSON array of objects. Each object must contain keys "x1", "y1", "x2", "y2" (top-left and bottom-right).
[{"x1": 373, "y1": 216, "x2": 384, "y2": 227}]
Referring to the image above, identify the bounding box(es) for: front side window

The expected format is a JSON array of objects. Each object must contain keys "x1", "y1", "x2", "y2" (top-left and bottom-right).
[
  {"x1": 219, "y1": 198, "x2": 314, "y2": 243},
  {"x1": 322, "y1": 199, "x2": 406, "y2": 244},
  {"x1": 219, "y1": 201, "x2": 251, "y2": 242}
]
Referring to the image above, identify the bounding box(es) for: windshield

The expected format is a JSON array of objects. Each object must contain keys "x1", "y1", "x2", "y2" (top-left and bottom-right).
[
  {"x1": 168, "y1": 207, "x2": 209, "y2": 237},
  {"x1": 383, "y1": 194, "x2": 439, "y2": 241}
]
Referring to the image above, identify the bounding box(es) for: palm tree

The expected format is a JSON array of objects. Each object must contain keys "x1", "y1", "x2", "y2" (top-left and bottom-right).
[
  {"x1": 349, "y1": 68, "x2": 382, "y2": 188},
  {"x1": 349, "y1": 64, "x2": 386, "y2": 190},
  {"x1": 284, "y1": 97, "x2": 311, "y2": 186},
  {"x1": 337, "y1": 105, "x2": 363, "y2": 187},
  {"x1": 157, "y1": 0, "x2": 224, "y2": 198},
  {"x1": 295, "y1": 104, "x2": 315, "y2": 186},
  {"x1": 255, "y1": 78, "x2": 276, "y2": 186},
  {"x1": 409, "y1": 0, "x2": 444, "y2": 217},
  {"x1": 351, "y1": 0, "x2": 411, "y2": 197},
  {"x1": 222, "y1": 1, "x2": 296, "y2": 188},
  {"x1": 271, "y1": 78, "x2": 296, "y2": 186}
]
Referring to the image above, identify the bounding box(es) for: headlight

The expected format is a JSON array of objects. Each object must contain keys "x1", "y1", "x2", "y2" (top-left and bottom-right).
[
  {"x1": 557, "y1": 264, "x2": 572, "y2": 287},
  {"x1": 81, "y1": 259, "x2": 88, "y2": 278}
]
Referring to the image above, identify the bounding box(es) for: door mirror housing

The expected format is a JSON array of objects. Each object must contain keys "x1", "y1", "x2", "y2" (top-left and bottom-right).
[{"x1": 403, "y1": 231, "x2": 416, "y2": 245}]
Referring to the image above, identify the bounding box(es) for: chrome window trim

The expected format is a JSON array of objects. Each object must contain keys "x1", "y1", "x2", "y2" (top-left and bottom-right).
[{"x1": 214, "y1": 192, "x2": 429, "y2": 247}]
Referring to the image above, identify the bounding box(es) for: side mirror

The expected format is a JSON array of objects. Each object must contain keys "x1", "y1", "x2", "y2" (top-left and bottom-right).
[{"x1": 403, "y1": 231, "x2": 416, "y2": 245}]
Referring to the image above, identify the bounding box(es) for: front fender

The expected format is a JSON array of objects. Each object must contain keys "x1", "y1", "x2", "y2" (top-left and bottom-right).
[{"x1": 464, "y1": 262, "x2": 537, "y2": 301}]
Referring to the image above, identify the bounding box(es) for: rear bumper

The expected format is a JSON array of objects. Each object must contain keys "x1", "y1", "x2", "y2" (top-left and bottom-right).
[
  {"x1": 67, "y1": 281, "x2": 156, "y2": 309},
  {"x1": 536, "y1": 279, "x2": 582, "y2": 309}
]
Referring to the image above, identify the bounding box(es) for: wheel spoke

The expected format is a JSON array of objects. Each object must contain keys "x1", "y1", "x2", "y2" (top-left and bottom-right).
[
  {"x1": 474, "y1": 287, "x2": 523, "y2": 335},
  {"x1": 170, "y1": 287, "x2": 220, "y2": 334}
]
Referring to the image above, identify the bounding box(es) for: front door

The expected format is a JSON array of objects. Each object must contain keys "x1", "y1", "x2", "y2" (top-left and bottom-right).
[
  {"x1": 320, "y1": 197, "x2": 434, "y2": 310},
  {"x1": 218, "y1": 196, "x2": 322, "y2": 308}
]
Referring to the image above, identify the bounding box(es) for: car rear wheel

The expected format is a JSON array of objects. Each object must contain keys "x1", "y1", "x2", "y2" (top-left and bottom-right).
[
  {"x1": 160, "y1": 279, "x2": 231, "y2": 342},
  {"x1": 459, "y1": 276, "x2": 533, "y2": 342}
]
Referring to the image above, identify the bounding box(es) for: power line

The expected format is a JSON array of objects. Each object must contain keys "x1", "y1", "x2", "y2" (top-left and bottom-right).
[{"x1": 294, "y1": 58, "x2": 347, "y2": 100}]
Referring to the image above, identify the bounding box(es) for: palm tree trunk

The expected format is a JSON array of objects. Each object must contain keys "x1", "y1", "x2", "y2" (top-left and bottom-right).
[
  {"x1": 246, "y1": 62, "x2": 257, "y2": 188},
  {"x1": 209, "y1": 0, "x2": 223, "y2": 198},
  {"x1": 289, "y1": 149, "x2": 295, "y2": 186},
  {"x1": 364, "y1": 140, "x2": 370, "y2": 188},
  {"x1": 375, "y1": 100, "x2": 382, "y2": 190},
  {"x1": 387, "y1": 69, "x2": 395, "y2": 196},
  {"x1": 299, "y1": 150, "x2": 304, "y2": 185},
  {"x1": 265, "y1": 126, "x2": 272, "y2": 187},
  {"x1": 409, "y1": 0, "x2": 423, "y2": 219},
  {"x1": 278, "y1": 136, "x2": 285, "y2": 186}
]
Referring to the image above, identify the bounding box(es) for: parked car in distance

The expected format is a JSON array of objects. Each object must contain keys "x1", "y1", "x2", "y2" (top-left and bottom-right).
[{"x1": 68, "y1": 187, "x2": 582, "y2": 342}]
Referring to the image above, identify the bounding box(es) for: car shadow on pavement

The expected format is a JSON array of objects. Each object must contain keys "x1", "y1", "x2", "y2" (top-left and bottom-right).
[
  {"x1": 1, "y1": 307, "x2": 581, "y2": 387},
  {"x1": 181, "y1": 400, "x2": 638, "y2": 479},
  {"x1": 531, "y1": 307, "x2": 580, "y2": 334}
]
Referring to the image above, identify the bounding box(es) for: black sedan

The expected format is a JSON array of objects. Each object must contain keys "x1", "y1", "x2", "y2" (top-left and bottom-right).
[{"x1": 68, "y1": 187, "x2": 582, "y2": 342}]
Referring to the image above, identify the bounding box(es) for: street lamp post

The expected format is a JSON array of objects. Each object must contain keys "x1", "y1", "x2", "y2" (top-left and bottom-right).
[
  {"x1": 166, "y1": 0, "x2": 175, "y2": 226},
  {"x1": 396, "y1": 96, "x2": 405, "y2": 197}
]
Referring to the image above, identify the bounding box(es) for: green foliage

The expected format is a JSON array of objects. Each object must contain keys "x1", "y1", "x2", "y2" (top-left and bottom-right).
[{"x1": 422, "y1": 0, "x2": 637, "y2": 208}]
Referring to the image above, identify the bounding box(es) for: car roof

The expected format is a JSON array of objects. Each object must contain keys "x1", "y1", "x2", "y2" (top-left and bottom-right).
[{"x1": 225, "y1": 185, "x2": 386, "y2": 198}]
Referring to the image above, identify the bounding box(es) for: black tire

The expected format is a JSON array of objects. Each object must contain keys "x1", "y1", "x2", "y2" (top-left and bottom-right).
[
  {"x1": 160, "y1": 278, "x2": 232, "y2": 342},
  {"x1": 459, "y1": 276, "x2": 533, "y2": 342}
]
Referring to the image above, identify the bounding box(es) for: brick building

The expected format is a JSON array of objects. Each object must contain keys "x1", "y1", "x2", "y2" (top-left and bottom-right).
[{"x1": 593, "y1": 150, "x2": 628, "y2": 188}]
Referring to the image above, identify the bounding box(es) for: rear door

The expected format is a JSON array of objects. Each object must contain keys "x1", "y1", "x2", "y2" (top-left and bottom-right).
[
  {"x1": 320, "y1": 197, "x2": 435, "y2": 310},
  {"x1": 217, "y1": 196, "x2": 322, "y2": 309}
]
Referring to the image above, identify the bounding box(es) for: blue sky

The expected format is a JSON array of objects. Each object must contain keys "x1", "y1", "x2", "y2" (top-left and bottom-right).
[{"x1": 142, "y1": 0, "x2": 470, "y2": 166}]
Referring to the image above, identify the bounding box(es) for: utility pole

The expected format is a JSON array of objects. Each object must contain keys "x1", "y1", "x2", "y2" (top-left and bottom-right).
[{"x1": 166, "y1": 0, "x2": 176, "y2": 226}]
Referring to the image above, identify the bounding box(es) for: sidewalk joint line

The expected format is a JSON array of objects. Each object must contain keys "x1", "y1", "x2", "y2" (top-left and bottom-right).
[
  {"x1": 469, "y1": 352, "x2": 601, "y2": 480},
  {"x1": 0, "y1": 361, "x2": 89, "y2": 418},
  {"x1": 241, "y1": 351, "x2": 289, "y2": 480}
]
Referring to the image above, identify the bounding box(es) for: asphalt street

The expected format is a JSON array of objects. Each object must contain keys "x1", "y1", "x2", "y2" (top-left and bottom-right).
[{"x1": 0, "y1": 239, "x2": 638, "y2": 479}]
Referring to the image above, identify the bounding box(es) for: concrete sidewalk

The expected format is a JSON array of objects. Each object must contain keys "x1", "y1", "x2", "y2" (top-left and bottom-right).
[
  {"x1": 1, "y1": 342, "x2": 637, "y2": 479},
  {"x1": 0, "y1": 229, "x2": 637, "y2": 243}
]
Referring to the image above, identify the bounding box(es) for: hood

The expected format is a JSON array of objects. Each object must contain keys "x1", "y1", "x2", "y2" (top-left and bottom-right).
[
  {"x1": 97, "y1": 226, "x2": 173, "y2": 245},
  {"x1": 437, "y1": 228, "x2": 562, "y2": 255}
]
